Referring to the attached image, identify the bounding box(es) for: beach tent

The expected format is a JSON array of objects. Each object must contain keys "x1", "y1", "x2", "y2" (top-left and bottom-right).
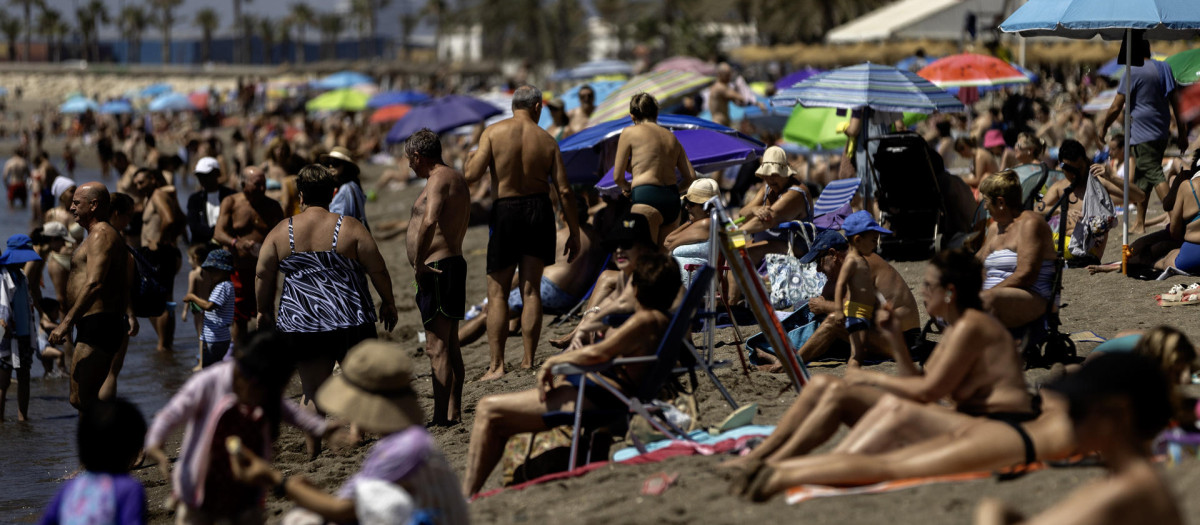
[
  {"x1": 1001, "y1": 0, "x2": 1200, "y2": 268},
  {"x1": 826, "y1": 0, "x2": 1009, "y2": 42}
]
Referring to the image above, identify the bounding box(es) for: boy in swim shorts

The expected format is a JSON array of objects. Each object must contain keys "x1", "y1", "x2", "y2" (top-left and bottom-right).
[{"x1": 834, "y1": 211, "x2": 892, "y2": 368}]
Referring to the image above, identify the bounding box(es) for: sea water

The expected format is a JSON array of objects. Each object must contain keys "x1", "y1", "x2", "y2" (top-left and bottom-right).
[{"x1": 0, "y1": 166, "x2": 199, "y2": 523}]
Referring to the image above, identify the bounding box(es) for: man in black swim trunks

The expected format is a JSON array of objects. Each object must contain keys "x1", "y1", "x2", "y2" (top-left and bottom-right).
[
  {"x1": 465, "y1": 85, "x2": 582, "y2": 381},
  {"x1": 406, "y1": 129, "x2": 470, "y2": 425},
  {"x1": 49, "y1": 182, "x2": 138, "y2": 411}
]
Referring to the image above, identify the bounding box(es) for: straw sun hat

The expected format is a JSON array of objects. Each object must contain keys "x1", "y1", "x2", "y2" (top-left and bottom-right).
[
  {"x1": 754, "y1": 145, "x2": 796, "y2": 178},
  {"x1": 316, "y1": 340, "x2": 424, "y2": 434},
  {"x1": 319, "y1": 147, "x2": 361, "y2": 178}
]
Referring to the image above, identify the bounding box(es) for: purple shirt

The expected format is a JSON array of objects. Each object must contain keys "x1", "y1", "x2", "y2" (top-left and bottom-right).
[
  {"x1": 39, "y1": 472, "x2": 146, "y2": 525},
  {"x1": 337, "y1": 427, "x2": 469, "y2": 525}
]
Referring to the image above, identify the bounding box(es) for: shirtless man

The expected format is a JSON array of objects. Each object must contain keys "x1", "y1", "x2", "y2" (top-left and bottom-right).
[
  {"x1": 708, "y1": 63, "x2": 765, "y2": 127},
  {"x1": 134, "y1": 168, "x2": 185, "y2": 352},
  {"x1": 465, "y1": 85, "x2": 581, "y2": 381},
  {"x1": 1041, "y1": 139, "x2": 1118, "y2": 260},
  {"x1": 612, "y1": 93, "x2": 696, "y2": 245},
  {"x1": 48, "y1": 183, "x2": 138, "y2": 411},
  {"x1": 756, "y1": 230, "x2": 923, "y2": 370},
  {"x1": 213, "y1": 166, "x2": 284, "y2": 344},
  {"x1": 567, "y1": 84, "x2": 597, "y2": 134},
  {"x1": 405, "y1": 129, "x2": 470, "y2": 425},
  {"x1": 5, "y1": 146, "x2": 30, "y2": 210}
]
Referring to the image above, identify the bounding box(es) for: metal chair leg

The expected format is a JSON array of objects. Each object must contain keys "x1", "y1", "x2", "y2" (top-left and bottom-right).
[{"x1": 568, "y1": 376, "x2": 585, "y2": 472}]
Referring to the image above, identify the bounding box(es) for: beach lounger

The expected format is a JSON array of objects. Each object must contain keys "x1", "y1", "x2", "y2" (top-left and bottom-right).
[
  {"x1": 870, "y1": 132, "x2": 948, "y2": 259},
  {"x1": 544, "y1": 265, "x2": 718, "y2": 472}
]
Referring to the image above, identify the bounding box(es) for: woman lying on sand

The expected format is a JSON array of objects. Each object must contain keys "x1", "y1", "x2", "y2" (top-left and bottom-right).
[
  {"x1": 462, "y1": 252, "x2": 681, "y2": 495},
  {"x1": 721, "y1": 248, "x2": 1034, "y2": 474},
  {"x1": 731, "y1": 325, "x2": 1194, "y2": 502},
  {"x1": 975, "y1": 352, "x2": 1183, "y2": 525}
]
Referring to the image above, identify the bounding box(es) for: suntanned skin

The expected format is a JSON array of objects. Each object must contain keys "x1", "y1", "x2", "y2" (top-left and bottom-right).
[
  {"x1": 462, "y1": 299, "x2": 671, "y2": 495},
  {"x1": 465, "y1": 90, "x2": 581, "y2": 381},
  {"x1": 212, "y1": 167, "x2": 285, "y2": 344},
  {"x1": 406, "y1": 153, "x2": 470, "y2": 425},
  {"x1": 723, "y1": 263, "x2": 1030, "y2": 475},
  {"x1": 48, "y1": 182, "x2": 138, "y2": 410},
  {"x1": 135, "y1": 170, "x2": 185, "y2": 352},
  {"x1": 834, "y1": 232, "x2": 879, "y2": 368},
  {"x1": 708, "y1": 63, "x2": 765, "y2": 127},
  {"x1": 567, "y1": 87, "x2": 596, "y2": 134},
  {"x1": 612, "y1": 117, "x2": 695, "y2": 244},
  {"x1": 977, "y1": 191, "x2": 1058, "y2": 328}
]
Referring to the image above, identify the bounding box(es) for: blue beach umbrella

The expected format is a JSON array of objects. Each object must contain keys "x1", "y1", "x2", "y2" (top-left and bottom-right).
[
  {"x1": 775, "y1": 68, "x2": 824, "y2": 90},
  {"x1": 594, "y1": 129, "x2": 765, "y2": 191},
  {"x1": 59, "y1": 97, "x2": 99, "y2": 114},
  {"x1": 385, "y1": 95, "x2": 503, "y2": 144},
  {"x1": 314, "y1": 71, "x2": 374, "y2": 90},
  {"x1": 139, "y1": 83, "x2": 172, "y2": 98},
  {"x1": 367, "y1": 90, "x2": 431, "y2": 109},
  {"x1": 558, "y1": 114, "x2": 762, "y2": 184},
  {"x1": 771, "y1": 63, "x2": 965, "y2": 114},
  {"x1": 538, "y1": 80, "x2": 626, "y2": 128},
  {"x1": 148, "y1": 93, "x2": 196, "y2": 112},
  {"x1": 99, "y1": 100, "x2": 133, "y2": 115}
]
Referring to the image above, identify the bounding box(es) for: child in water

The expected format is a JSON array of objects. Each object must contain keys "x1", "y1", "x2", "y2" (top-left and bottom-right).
[{"x1": 833, "y1": 211, "x2": 891, "y2": 368}]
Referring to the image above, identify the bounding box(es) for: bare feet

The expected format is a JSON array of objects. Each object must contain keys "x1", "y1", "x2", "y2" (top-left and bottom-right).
[
  {"x1": 728, "y1": 458, "x2": 763, "y2": 496},
  {"x1": 1087, "y1": 263, "x2": 1120, "y2": 274},
  {"x1": 548, "y1": 334, "x2": 572, "y2": 350},
  {"x1": 478, "y1": 367, "x2": 506, "y2": 381}
]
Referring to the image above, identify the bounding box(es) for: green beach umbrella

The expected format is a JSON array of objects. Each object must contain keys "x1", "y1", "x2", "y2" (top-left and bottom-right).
[
  {"x1": 1166, "y1": 48, "x2": 1200, "y2": 86},
  {"x1": 783, "y1": 107, "x2": 849, "y2": 150},
  {"x1": 305, "y1": 88, "x2": 368, "y2": 112}
]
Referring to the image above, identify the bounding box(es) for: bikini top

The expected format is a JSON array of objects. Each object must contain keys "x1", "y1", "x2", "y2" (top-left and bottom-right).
[
  {"x1": 1188, "y1": 180, "x2": 1200, "y2": 224},
  {"x1": 276, "y1": 215, "x2": 377, "y2": 333}
]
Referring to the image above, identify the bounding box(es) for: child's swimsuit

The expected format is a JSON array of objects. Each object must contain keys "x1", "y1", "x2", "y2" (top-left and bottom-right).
[{"x1": 843, "y1": 300, "x2": 874, "y2": 333}]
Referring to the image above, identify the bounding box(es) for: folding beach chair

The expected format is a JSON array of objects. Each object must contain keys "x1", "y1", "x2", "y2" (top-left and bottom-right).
[
  {"x1": 811, "y1": 177, "x2": 861, "y2": 230},
  {"x1": 544, "y1": 265, "x2": 719, "y2": 472}
]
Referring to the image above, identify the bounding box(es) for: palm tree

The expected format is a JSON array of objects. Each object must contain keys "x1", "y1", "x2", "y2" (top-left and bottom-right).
[
  {"x1": 0, "y1": 13, "x2": 19, "y2": 62},
  {"x1": 194, "y1": 8, "x2": 219, "y2": 63},
  {"x1": 37, "y1": 7, "x2": 60, "y2": 62},
  {"x1": 9, "y1": 0, "x2": 41, "y2": 62},
  {"x1": 369, "y1": 0, "x2": 390, "y2": 58},
  {"x1": 398, "y1": 11, "x2": 416, "y2": 59},
  {"x1": 350, "y1": 0, "x2": 370, "y2": 59},
  {"x1": 119, "y1": 6, "x2": 150, "y2": 63},
  {"x1": 317, "y1": 13, "x2": 343, "y2": 61},
  {"x1": 75, "y1": 0, "x2": 108, "y2": 62},
  {"x1": 150, "y1": 0, "x2": 183, "y2": 64},
  {"x1": 232, "y1": 0, "x2": 253, "y2": 63},
  {"x1": 287, "y1": 3, "x2": 315, "y2": 64},
  {"x1": 258, "y1": 17, "x2": 276, "y2": 64},
  {"x1": 421, "y1": 0, "x2": 445, "y2": 59}
]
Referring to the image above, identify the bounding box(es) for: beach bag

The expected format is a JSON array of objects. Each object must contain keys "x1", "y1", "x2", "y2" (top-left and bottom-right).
[
  {"x1": 626, "y1": 391, "x2": 699, "y2": 446},
  {"x1": 128, "y1": 246, "x2": 168, "y2": 318},
  {"x1": 745, "y1": 305, "x2": 821, "y2": 365},
  {"x1": 501, "y1": 426, "x2": 581, "y2": 485},
  {"x1": 763, "y1": 223, "x2": 826, "y2": 310}
]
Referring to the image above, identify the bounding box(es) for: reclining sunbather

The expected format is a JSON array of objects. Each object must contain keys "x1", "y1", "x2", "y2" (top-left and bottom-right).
[
  {"x1": 461, "y1": 252, "x2": 682, "y2": 496},
  {"x1": 728, "y1": 325, "x2": 1194, "y2": 502},
  {"x1": 722, "y1": 249, "x2": 1034, "y2": 474}
]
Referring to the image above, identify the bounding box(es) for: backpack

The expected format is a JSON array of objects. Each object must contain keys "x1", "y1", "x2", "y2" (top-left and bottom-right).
[{"x1": 128, "y1": 247, "x2": 168, "y2": 318}]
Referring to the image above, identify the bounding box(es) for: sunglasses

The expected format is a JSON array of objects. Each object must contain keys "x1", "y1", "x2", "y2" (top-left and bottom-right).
[{"x1": 1060, "y1": 162, "x2": 1085, "y2": 176}]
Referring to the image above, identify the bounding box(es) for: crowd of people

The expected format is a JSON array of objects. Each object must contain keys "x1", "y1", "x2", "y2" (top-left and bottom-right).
[{"x1": 0, "y1": 39, "x2": 1195, "y2": 525}]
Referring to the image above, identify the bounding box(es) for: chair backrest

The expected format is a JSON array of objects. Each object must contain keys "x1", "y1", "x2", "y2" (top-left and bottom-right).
[
  {"x1": 635, "y1": 264, "x2": 713, "y2": 401},
  {"x1": 813, "y1": 178, "x2": 861, "y2": 217}
]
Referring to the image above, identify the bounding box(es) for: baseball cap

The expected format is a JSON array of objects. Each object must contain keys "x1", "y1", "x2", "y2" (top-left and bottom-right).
[
  {"x1": 604, "y1": 214, "x2": 653, "y2": 251},
  {"x1": 194, "y1": 157, "x2": 220, "y2": 175},
  {"x1": 842, "y1": 211, "x2": 892, "y2": 238},
  {"x1": 685, "y1": 178, "x2": 720, "y2": 204},
  {"x1": 798, "y1": 230, "x2": 848, "y2": 264},
  {"x1": 1045, "y1": 352, "x2": 1172, "y2": 440},
  {"x1": 42, "y1": 221, "x2": 72, "y2": 242}
]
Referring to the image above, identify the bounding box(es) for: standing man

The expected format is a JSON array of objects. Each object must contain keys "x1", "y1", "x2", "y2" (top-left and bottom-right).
[
  {"x1": 4, "y1": 145, "x2": 30, "y2": 210},
  {"x1": 213, "y1": 167, "x2": 284, "y2": 345},
  {"x1": 567, "y1": 84, "x2": 597, "y2": 134},
  {"x1": 465, "y1": 85, "x2": 581, "y2": 381},
  {"x1": 1102, "y1": 40, "x2": 1190, "y2": 233},
  {"x1": 134, "y1": 168, "x2": 185, "y2": 352},
  {"x1": 185, "y1": 157, "x2": 236, "y2": 247},
  {"x1": 708, "y1": 63, "x2": 765, "y2": 127},
  {"x1": 322, "y1": 147, "x2": 369, "y2": 230},
  {"x1": 48, "y1": 182, "x2": 138, "y2": 410},
  {"x1": 405, "y1": 129, "x2": 470, "y2": 425}
]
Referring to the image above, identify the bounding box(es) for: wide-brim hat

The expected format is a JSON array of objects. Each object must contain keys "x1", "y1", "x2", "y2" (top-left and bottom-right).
[
  {"x1": 316, "y1": 340, "x2": 424, "y2": 434},
  {"x1": 0, "y1": 234, "x2": 42, "y2": 265},
  {"x1": 754, "y1": 146, "x2": 796, "y2": 178},
  {"x1": 319, "y1": 147, "x2": 361, "y2": 178}
]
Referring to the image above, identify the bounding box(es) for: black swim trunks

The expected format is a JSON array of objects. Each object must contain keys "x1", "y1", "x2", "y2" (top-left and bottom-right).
[
  {"x1": 140, "y1": 244, "x2": 181, "y2": 289},
  {"x1": 74, "y1": 312, "x2": 126, "y2": 355},
  {"x1": 487, "y1": 194, "x2": 556, "y2": 274},
  {"x1": 415, "y1": 256, "x2": 467, "y2": 325},
  {"x1": 282, "y1": 322, "x2": 377, "y2": 363}
]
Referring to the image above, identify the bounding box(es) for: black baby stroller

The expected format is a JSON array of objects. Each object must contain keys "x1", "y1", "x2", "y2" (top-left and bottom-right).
[{"x1": 869, "y1": 132, "x2": 949, "y2": 260}]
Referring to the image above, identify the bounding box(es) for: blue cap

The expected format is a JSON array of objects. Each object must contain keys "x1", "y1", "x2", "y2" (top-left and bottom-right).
[
  {"x1": 799, "y1": 230, "x2": 848, "y2": 264},
  {"x1": 201, "y1": 249, "x2": 234, "y2": 272},
  {"x1": 0, "y1": 234, "x2": 42, "y2": 266},
  {"x1": 842, "y1": 211, "x2": 892, "y2": 238}
]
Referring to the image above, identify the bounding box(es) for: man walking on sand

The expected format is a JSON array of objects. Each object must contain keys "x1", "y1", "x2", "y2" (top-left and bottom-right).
[
  {"x1": 406, "y1": 129, "x2": 470, "y2": 425},
  {"x1": 466, "y1": 85, "x2": 581, "y2": 381},
  {"x1": 213, "y1": 166, "x2": 284, "y2": 344},
  {"x1": 568, "y1": 84, "x2": 598, "y2": 134},
  {"x1": 49, "y1": 182, "x2": 138, "y2": 410}
]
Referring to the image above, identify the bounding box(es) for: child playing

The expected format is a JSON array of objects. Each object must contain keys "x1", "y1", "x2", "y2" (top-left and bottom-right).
[
  {"x1": 39, "y1": 398, "x2": 148, "y2": 525},
  {"x1": 145, "y1": 331, "x2": 334, "y2": 524},
  {"x1": 180, "y1": 244, "x2": 212, "y2": 369},
  {"x1": 182, "y1": 249, "x2": 233, "y2": 368},
  {"x1": 0, "y1": 234, "x2": 41, "y2": 421},
  {"x1": 833, "y1": 211, "x2": 891, "y2": 368}
]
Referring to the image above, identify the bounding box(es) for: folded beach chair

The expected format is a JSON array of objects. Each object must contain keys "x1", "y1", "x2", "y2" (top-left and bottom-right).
[
  {"x1": 544, "y1": 265, "x2": 718, "y2": 472},
  {"x1": 870, "y1": 132, "x2": 948, "y2": 260}
]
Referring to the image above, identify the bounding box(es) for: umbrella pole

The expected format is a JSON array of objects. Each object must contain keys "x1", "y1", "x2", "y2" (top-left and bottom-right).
[{"x1": 1121, "y1": 28, "x2": 1133, "y2": 275}]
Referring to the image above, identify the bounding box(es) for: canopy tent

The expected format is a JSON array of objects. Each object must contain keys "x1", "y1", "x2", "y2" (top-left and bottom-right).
[{"x1": 826, "y1": 0, "x2": 1010, "y2": 43}]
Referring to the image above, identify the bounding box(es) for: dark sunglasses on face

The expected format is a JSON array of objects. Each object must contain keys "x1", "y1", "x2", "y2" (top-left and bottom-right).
[
  {"x1": 615, "y1": 241, "x2": 634, "y2": 250},
  {"x1": 1060, "y1": 162, "x2": 1083, "y2": 176}
]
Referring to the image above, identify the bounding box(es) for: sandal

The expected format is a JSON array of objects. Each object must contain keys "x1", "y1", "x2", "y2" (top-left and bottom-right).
[
  {"x1": 1156, "y1": 290, "x2": 1200, "y2": 307},
  {"x1": 1161, "y1": 283, "x2": 1200, "y2": 302}
]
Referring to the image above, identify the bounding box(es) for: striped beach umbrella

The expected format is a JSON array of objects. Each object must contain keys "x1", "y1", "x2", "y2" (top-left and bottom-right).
[
  {"x1": 587, "y1": 70, "x2": 715, "y2": 125},
  {"x1": 771, "y1": 63, "x2": 965, "y2": 114},
  {"x1": 917, "y1": 53, "x2": 1031, "y2": 88}
]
